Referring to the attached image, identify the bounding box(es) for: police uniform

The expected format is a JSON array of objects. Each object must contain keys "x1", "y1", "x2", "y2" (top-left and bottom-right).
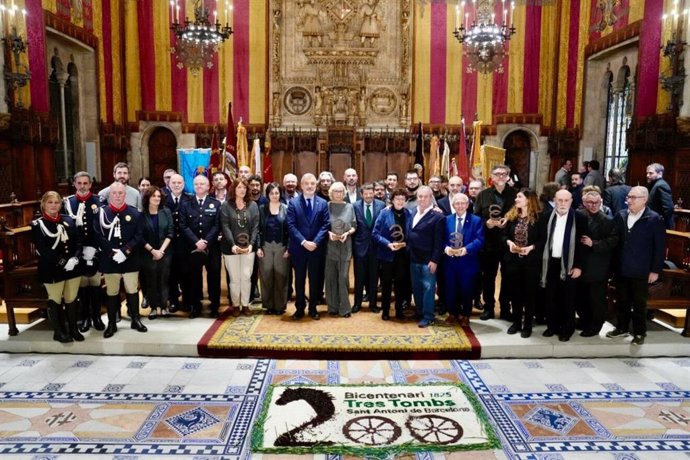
[
  {"x1": 31, "y1": 214, "x2": 83, "y2": 343},
  {"x1": 63, "y1": 192, "x2": 105, "y2": 332},
  {"x1": 165, "y1": 192, "x2": 192, "y2": 311},
  {"x1": 179, "y1": 195, "x2": 221, "y2": 317},
  {"x1": 93, "y1": 203, "x2": 147, "y2": 337}
]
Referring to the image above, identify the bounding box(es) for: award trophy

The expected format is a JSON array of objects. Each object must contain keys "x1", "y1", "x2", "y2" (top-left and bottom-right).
[
  {"x1": 448, "y1": 230, "x2": 464, "y2": 257},
  {"x1": 332, "y1": 219, "x2": 348, "y2": 242},
  {"x1": 389, "y1": 224, "x2": 406, "y2": 250},
  {"x1": 514, "y1": 225, "x2": 528, "y2": 257},
  {"x1": 235, "y1": 233, "x2": 250, "y2": 253},
  {"x1": 488, "y1": 204, "x2": 506, "y2": 227}
]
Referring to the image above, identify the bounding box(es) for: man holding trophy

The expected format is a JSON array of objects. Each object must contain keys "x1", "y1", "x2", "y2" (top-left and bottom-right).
[{"x1": 443, "y1": 194, "x2": 485, "y2": 327}]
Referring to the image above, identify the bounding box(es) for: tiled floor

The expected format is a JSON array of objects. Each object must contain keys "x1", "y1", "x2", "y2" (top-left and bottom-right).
[{"x1": 0, "y1": 353, "x2": 688, "y2": 459}]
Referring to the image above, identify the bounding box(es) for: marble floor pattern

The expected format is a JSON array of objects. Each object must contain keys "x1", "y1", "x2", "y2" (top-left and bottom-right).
[{"x1": 0, "y1": 353, "x2": 688, "y2": 459}]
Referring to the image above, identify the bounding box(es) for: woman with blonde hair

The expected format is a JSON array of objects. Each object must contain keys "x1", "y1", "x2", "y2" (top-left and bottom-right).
[
  {"x1": 325, "y1": 181, "x2": 356, "y2": 317},
  {"x1": 502, "y1": 188, "x2": 544, "y2": 338},
  {"x1": 31, "y1": 191, "x2": 83, "y2": 343}
]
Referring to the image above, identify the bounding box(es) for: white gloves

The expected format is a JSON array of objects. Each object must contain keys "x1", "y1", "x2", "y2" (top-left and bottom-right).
[
  {"x1": 112, "y1": 249, "x2": 127, "y2": 264},
  {"x1": 82, "y1": 246, "x2": 97, "y2": 261},
  {"x1": 64, "y1": 257, "x2": 79, "y2": 272}
]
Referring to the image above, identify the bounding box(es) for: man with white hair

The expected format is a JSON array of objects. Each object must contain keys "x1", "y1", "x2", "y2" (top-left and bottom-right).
[
  {"x1": 164, "y1": 174, "x2": 191, "y2": 312},
  {"x1": 287, "y1": 173, "x2": 331, "y2": 320},
  {"x1": 606, "y1": 186, "x2": 665, "y2": 345}
]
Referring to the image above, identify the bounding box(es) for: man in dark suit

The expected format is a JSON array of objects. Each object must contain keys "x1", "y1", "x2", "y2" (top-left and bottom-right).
[
  {"x1": 179, "y1": 175, "x2": 221, "y2": 318},
  {"x1": 161, "y1": 168, "x2": 177, "y2": 196},
  {"x1": 287, "y1": 173, "x2": 330, "y2": 320},
  {"x1": 352, "y1": 184, "x2": 385, "y2": 313},
  {"x1": 437, "y1": 176, "x2": 465, "y2": 216},
  {"x1": 646, "y1": 162, "x2": 675, "y2": 229},
  {"x1": 443, "y1": 193, "x2": 484, "y2": 327},
  {"x1": 407, "y1": 186, "x2": 446, "y2": 328},
  {"x1": 344, "y1": 168, "x2": 362, "y2": 204},
  {"x1": 164, "y1": 174, "x2": 191, "y2": 313}
]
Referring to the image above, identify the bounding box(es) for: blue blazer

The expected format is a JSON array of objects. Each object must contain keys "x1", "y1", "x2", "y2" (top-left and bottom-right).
[
  {"x1": 287, "y1": 194, "x2": 330, "y2": 264},
  {"x1": 443, "y1": 213, "x2": 484, "y2": 273},
  {"x1": 372, "y1": 207, "x2": 411, "y2": 263},
  {"x1": 352, "y1": 198, "x2": 386, "y2": 258},
  {"x1": 406, "y1": 209, "x2": 446, "y2": 265}
]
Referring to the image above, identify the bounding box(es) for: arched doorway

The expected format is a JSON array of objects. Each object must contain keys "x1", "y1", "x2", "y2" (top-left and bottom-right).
[
  {"x1": 148, "y1": 127, "x2": 177, "y2": 185},
  {"x1": 503, "y1": 130, "x2": 531, "y2": 188}
]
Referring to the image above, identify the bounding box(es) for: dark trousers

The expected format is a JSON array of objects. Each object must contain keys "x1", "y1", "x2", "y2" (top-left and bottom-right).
[
  {"x1": 141, "y1": 254, "x2": 172, "y2": 309},
  {"x1": 577, "y1": 279, "x2": 607, "y2": 333},
  {"x1": 354, "y1": 249, "x2": 379, "y2": 308},
  {"x1": 168, "y1": 240, "x2": 186, "y2": 306},
  {"x1": 293, "y1": 250, "x2": 323, "y2": 314},
  {"x1": 544, "y1": 257, "x2": 577, "y2": 337},
  {"x1": 615, "y1": 277, "x2": 649, "y2": 336},
  {"x1": 505, "y1": 263, "x2": 539, "y2": 327},
  {"x1": 481, "y1": 248, "x2": 510, "y2": 314},
  {"x1": 379, "y1": 253, "x2": 410, "y2": 315},
  {"x1": 185, "y1": 243, "x2": 221, "y2": 310},
  {"x1": 444, "y1": 266, "x2": 478, "y2": 317}
]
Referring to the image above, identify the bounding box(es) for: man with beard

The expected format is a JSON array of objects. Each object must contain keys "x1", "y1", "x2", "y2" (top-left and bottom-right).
[
  {"x1": 404, "y1": 169, "x2": 421, "y2": 210},
  {"x1": 343, "y1": 168, "x2": 362, "y2": 204},
  {"x1": 238, "y1": 165, "x2": 252, "y2": 181},
  {"x1": 475, "y1": 165, "x2": 517, "y2": 321},
  {"x1": 570, "y1": 172, "x2": 584, "y2": 210},
  {"x1": 63, "y1": 171, "x2": 105, "y2": 333},
  {"x1": 428, "y1": 175, "x2": 444, "y2": 201},
  {"x1": 98, "y1": 162, "x2": 143, "y2": 210},
  {"x1": 374, "y1": 181, "x2": 387, "y2": 202},
  {"x1": 385, "y1": 172, "x2": 399, "y2": 200},
  {"x1": 646, "y1": 163, "x2": 675, "y2": 229},
  {"x1": 281, "y1": 173, "x2": 300, "y2": 204},
  {"x1": 248, "y1": 174, "x2": 268, "y2": 207},
  {"x1": 467, "y1": 179, "x2": 484, "y2": 214},
  {"x1": 317, "y1": 171, "x2": 334, "y2": 202}
]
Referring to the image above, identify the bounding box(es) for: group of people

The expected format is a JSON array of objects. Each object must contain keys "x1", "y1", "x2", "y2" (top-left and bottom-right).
[{"x1": 32, "y1": 159, "x2": 670, "y2": 347}]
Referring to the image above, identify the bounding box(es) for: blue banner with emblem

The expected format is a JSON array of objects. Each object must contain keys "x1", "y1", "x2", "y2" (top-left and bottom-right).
[{"x1": 179, "y1": 148, "x2": 211, "y2": 194}]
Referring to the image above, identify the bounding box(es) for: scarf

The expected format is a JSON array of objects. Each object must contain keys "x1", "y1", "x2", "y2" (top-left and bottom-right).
[{"x1": 540, "y1": 209, "x2": 576, "y2": 288}]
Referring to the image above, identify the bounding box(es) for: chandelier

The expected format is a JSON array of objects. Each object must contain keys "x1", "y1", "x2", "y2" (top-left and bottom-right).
[
  {"x1": 170, "y1": 0, "x2": 233, "y2": 76},
  {"x1": 453, "y1": 0, "x2": 515, "y2": 74}
]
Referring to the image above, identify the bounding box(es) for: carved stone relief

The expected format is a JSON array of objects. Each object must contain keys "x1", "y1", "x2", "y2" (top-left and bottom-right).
[{"x1": 270, "y1": 0, "x2": 412, "y2": 129}]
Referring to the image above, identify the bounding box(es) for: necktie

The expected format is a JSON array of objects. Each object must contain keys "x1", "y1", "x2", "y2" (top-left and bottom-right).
[
  {"x1": 306, "y1": 198, "x2": 312, "y2": 218},
  {"x1": 456, "y1": 216, "x2": 463, "y2": 233},
  {"x1": 174, "y1": 197, "x2": 178, "y2": 205},
  {"x1": 199, "y1": 199, "x2": 203, "y2": 207},
  {"x1": 365, "y1": 204, "x2": 372, "y2": 226}
]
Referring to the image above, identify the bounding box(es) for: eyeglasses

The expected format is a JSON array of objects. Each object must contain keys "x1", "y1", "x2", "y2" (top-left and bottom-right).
[
  {"x1": 583, "y1": 201, "x2": 601, "y2": 205},
  {"x1": 626, "y1": 195, "x2": 643, "y2": 200},
  {"x1": 492, "y1": 172, "x2": 508, "y2": 177},
  {"x1": 164, "y1": 176, "x2": 172, "y2": 180}
]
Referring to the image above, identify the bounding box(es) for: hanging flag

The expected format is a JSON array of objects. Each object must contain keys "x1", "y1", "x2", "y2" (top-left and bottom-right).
[
  {"x1": 469, "y1": 120, "x2": 483, "y2": 180},
  {"x1": 263, "y1": 129, "x2": 274, "y2": 183},
  {"x1": 450, "y1": 157, "x2": 459, "y2": 178},
  {"x1": 441, "y1": 138, "x2": 450, "y2": 178},
  {"x1": 236, "y1": 119, "x2": 249, "y2": 168},
  {"x1": 252, "y1": 137, "x2": 261, "y2": 175},
  {"x1": 414, "y1": 121, "x2": 424, "y2": 177},
  {"x1": 224, "y1": 102, "x2": 237, "y2": 178},
  {"x1": 178, "y1": 148, "x2": 211, "y2": 194},
  {"x1": 457, "y1": 117, "x2": 469, "y2": 183},
  {"x1": 209, "y1": 129, "x2": 220, "y2": 176},
  {"x1": 428, "y1": 135, "x2": 440, "y2": 178}
]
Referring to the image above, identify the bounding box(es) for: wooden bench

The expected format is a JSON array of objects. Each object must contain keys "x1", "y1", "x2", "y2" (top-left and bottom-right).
[{"x1": 0, "y1": 217, "x2": 46, "y2": 336}]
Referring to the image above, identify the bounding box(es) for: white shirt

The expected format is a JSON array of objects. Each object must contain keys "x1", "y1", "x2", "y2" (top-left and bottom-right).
[
  {"x1": 627, "y1": 208, "x2": 644, "y2": 229},
  {"x1": 412, "y1": 206, "x2": 432, "y2": 228},
  {"x1": 347, "y1": 189, "x2": 358, "y2": 204},
  {"x1": 551, "y1": 212, "x2": 569, "y2": 258}
]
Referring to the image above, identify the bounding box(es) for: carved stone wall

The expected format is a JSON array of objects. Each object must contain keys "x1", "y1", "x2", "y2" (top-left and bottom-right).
[{"x1": 270, "y1": 0, "x2": 412, "y2": 130}]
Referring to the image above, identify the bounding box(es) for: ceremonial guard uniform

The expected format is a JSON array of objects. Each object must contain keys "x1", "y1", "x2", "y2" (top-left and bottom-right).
[
  {"x1": 93, "y1": 202, "x2": 146, "y2": 337},
  {"x1": 165, "y1": 191, "x2": 192, "y2": 311},
  {"x1": 179, "y1": 195, "x2": 221, "y2": 317},
  {"x1": 31, "y1": 214, "x2": 83, "y2": 342},
  {"x1": 63, "y1": 192, "x2": 105, "y2": 332}
]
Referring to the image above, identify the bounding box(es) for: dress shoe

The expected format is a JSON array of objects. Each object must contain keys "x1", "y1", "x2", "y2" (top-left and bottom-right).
[
  {"x1": 418, "y1": 319, "x2": 434, "y2": 328},
  {"x1": 370, "y1": 306, "x2": 381, "y2": 313},
  {"x1": 168, "y1": 304, "x2": 179, "y2": 313},
  {"x1": 189, "y1": 310, "x2": 200, "y2": 319},
  {"x1": 480, "y1": 310, "x2": 495, "y2": 321},
  {"x1": 342, "y1": 313, "x2": 351, "y2": 318},
  {"x1": 241, "y1": 307, "x2": 251, "y2": 316},
  {"x1": 292, "y1": 311, "x2": 305, "y2": 320},
  {"x1": 352, "y1": 305, "x2": 362, "y2": 313},
  {"x1": 507, "y1": 323, "x2": 521, "y2": 335},
  {"x1": 605, "y1": 328, "x2": 629, "y2": 338},
  {"x1": 148, "y1": 311, "x2": 158, "y2": 320},
  {"x1": 580, "y1": 329, "x2": 599, "y2": 337},
  {"x1": 382, "y1": 312, "x2": 390, "y2": 320},
  {"x1": 542, "y1": 328, "x2": 555, "y2": 337},
  {"x1": 520, "y1": 327, "x2": 532, "y2": 338},
  {"x1": 631, "y1": 334, "x2": 645, "y2": 345},
  {"x1": 363, "y1": 294, "x2": 369, "y2": 302},
  {"x1": 309, "y1": 312, "x2": 320, "y2": 320},
  {"x1": 558, "y1": 334, "x2": 571, "y2": 342}
]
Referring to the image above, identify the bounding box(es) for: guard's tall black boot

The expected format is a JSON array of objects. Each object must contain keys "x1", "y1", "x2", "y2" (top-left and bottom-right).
[
  {"x1": 90, "y1": 286, "x2": 106, "y2": 331},
  {"x1": 127, "y1": 293, "x2": 148, "y2": 332},
  {"x1": 47, "y1": 300, "x2": 72, "y2": 343},
  {"x1": 66, "y1": 301, "x2": 85, "y2": 341},
  {"x1": 77, "y1": 287, "x2": 91, "y2": 333},
  {"x1": 104, "y1": 295, "x2": 119, "y2": 338}
]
